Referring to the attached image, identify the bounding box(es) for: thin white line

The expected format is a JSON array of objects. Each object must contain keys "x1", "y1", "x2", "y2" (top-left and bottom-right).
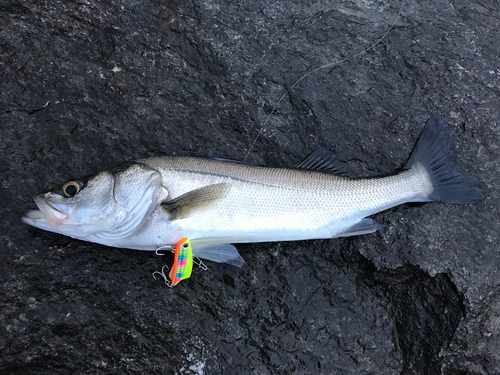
[{"x1": 243, "y1": 0, "x2": 406, "y2": 161}]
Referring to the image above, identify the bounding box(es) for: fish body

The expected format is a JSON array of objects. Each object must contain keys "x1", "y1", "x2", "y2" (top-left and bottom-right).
[
  {"x1": 132, "y1": 155, "x2": 427, "y2": 245},
  {"x1": 22, "y1": 115, "x2": 483, "y2": 266}
]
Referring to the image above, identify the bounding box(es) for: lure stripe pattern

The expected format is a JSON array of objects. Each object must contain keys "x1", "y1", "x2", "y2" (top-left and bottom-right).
[{"x1": 169, "y1": 237, "x2": 194, "y2": 286}]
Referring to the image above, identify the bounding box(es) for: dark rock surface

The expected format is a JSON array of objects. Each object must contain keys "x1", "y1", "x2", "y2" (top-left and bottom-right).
[{"x1": 1, "y1": 0, "x2": 499, "y2": 373}]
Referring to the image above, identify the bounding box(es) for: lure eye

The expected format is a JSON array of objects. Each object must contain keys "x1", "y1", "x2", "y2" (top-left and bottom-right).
[
  {"x1": 62, "y1": 181, "x2": 82, "y2": 197},
  {"x1": 183, "y1": 243, "x2": 189, "y2": 248}
]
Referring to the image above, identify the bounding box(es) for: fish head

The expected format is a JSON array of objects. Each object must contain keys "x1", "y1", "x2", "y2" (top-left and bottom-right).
[{"x1": 22, "y1": 163, "x2": 163, "y2": 242}]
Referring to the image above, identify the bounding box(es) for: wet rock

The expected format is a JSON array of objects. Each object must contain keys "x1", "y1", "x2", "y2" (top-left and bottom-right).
[{"x1": 1, "y1": 0, "x2": 499, "y2": 373}]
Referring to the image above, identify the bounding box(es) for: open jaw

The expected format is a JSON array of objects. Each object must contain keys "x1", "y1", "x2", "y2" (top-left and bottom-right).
[{"x1": 21, "y1": 195, "x2": 69, "y2": 229}]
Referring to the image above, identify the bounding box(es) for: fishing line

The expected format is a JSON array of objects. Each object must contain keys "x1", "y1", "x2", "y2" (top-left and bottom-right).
[{"x1": 243, "y1": 0, "x2": 406, "y2": 161}]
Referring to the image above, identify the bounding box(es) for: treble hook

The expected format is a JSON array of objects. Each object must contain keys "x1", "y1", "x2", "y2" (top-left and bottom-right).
[
  {"x1": 155, "y1": 245, "x2": 173, "y2": 256},
  {"x1": 152, "y1": 265, "x2": 172, "y2": 287}
]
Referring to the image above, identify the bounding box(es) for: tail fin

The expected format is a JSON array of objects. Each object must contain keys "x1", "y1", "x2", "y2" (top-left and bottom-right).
[{"x1": 405, "y1": 114, "x2": 484, "y2": 203}]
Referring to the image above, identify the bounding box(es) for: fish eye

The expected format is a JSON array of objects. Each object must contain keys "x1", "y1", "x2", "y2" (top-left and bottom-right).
[{"x1": 62, "y1": 180, "x2": 82, "y2": 197}]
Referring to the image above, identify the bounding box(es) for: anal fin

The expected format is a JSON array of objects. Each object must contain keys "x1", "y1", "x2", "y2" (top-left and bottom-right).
[{"x1": 335, "y1": 218, "x2": 382, "y2": 237}]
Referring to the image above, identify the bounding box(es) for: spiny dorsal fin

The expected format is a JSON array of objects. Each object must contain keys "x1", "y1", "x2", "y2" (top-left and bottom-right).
[
  {"x1": 210, "y1": 157, "x2": 262, "y2": 166},
  {"x1": 290, "y1": 147, "x2": 354, "y2": 177},
  {"x1": 161, "y1": 183, "x2": 230, "y2": 220}
]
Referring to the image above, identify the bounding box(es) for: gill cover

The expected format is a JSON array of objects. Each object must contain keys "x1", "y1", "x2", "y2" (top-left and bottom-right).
[{"x1": 84, "y1": 163, "x2": 163, "y2": 243}]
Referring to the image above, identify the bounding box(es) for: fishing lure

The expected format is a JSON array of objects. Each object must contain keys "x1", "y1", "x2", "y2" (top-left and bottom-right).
[
  {"x1": 152, "y1": 237, "x2": 207, "y2": 286},
  {"x1": 169, "y1": 237, "x2": 194, "y2": 286}
]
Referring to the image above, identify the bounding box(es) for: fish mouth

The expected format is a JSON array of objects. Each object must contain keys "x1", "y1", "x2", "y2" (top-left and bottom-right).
[{"x1": 22, "y1": 195, "x2": 69, "y2": 227}]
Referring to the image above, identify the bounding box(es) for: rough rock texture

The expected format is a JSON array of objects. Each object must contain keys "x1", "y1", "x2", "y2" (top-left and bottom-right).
[{"x1": 1, "y1": 0, "x2": 499, "y2": 374}]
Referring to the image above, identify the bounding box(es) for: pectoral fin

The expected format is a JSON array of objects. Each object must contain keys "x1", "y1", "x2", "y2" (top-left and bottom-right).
[
  {"x1": 335, "y1": 218, "x2": 382, "y2": 237},
  {"x1": 161, "y1": 183, "x2": 230, "y2": 220}
]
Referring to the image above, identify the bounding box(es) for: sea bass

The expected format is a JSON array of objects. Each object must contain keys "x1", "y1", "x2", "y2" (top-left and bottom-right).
[{"x1": 22, "y1": 114, "x2": 483, "y2": 267}]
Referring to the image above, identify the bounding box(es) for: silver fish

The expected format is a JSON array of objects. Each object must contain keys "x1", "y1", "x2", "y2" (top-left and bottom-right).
[{"x1": 22, "y1": 114, "x2": 483, "y2": 266}]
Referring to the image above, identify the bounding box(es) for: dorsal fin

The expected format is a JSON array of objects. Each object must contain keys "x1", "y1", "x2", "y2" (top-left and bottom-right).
[
  {"x1": 210, "y1": 157, "x2": 262, "y2": 166},
  {"x1": 290, "y1": 147, "x2": 354, "y2": 177}
]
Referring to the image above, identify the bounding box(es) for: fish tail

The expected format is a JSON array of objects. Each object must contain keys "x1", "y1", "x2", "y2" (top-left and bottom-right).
[{"x1": 405, "y1": 114, "x2": 484, "y2": 203}]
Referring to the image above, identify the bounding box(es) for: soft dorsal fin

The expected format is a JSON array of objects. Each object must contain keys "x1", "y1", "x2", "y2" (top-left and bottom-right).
[
  {"x1": 161, "y1": 183, "x2": 230, "y2": 220},
  {"x1": 290, "y1": 147, "x2": 354, "y2": 177}
]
